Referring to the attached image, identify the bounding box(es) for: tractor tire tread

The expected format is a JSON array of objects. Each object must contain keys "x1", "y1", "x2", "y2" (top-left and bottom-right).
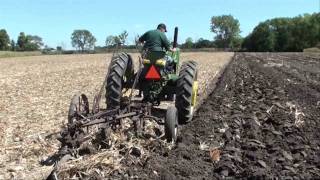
[
  {"x1": 105, "y1": 53, "x2": 132, "y2": 109},
  {"x1": 175, "y1": 60, "x2": 198, "y2": 124}
]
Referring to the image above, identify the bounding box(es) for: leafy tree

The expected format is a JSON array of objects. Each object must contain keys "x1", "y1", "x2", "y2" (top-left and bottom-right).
[
  {"x1": 25, "y1": 35, "x2": 44, "y2": 50},
  {"x1": 184, "y1": 37, "x2": 193, "y2": 49},
  {"x1": 271, "y1": 18, "x2": 292, "y2": 51},
  {"x1": 180, "y1": 37, "x2": 216, "y2": 49},
  {"x1": 242, "y1": 13, "x2": 320, "y2": 52},
  {"x1": 105, "y1": 31, "x2": 129, "y2": 48},
  {"x1": 246, "y1": 22, "x2": 275, "y2": 52},
  {"x1": 118, "y1": 31, "x2": 128, "y2": 45},
  {"x1": 105, "y1": 35, "x2": 115, "y2": 47},
  {"x1": 0, "y1": 29, "x2": 10, "y2": 50},
  {"x1": 10, "y1": 40, "x2": 15, "y2": 51},
  {"x1": 211, "y1": 15, "x2": 241, "y2": 49},
  {"x1": 195, "y1": 38, "x2": 215, "y2": 48},
  {"x1": 17, "y1": 32, "x2": 44, "y2": 51},
  {"x1": 288, "y1": 14, "x2": 320, "y2": 51},
  {"x1": 134, "y1": 34, "x2": 141, "y2": 47},
  {"x1": 56, "y1": 46, "x2": 62, "y2": 51},
  {"x1": 230, "y1": 37, "x2": 243, "y2": 49},
  {"x1": 71, "y1": 30, "x2": 96, "y2": 52},
  {"x1": 17, "y1": 32, "x2": 28, "y2": 51},
  {"x1": 115, "y1": 36, "x2": 122, "y2": 46}
]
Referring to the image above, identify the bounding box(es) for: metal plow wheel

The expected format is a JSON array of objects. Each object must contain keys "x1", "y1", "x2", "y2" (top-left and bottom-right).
[
  {"x1": 68, "y1": 94, "x2": 89, "y2": 124},
  {"x1": 165, "y1": 106, "x2": 178, "y2": 143}
]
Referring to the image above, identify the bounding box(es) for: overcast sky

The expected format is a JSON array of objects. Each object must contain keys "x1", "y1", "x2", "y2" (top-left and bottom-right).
[{"x1": 0, "y1": 0, "x2": 319, "y2": 49}]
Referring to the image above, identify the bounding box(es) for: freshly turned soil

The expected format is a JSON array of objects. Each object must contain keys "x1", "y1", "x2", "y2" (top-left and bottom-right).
[{"x1": 121, "y1": 53, "x2": 320, "y2": 179}]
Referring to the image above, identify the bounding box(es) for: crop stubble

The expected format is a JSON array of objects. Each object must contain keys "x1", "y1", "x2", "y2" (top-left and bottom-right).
[{"x1": 0, "y1": 52, "x2": 233, "y2": 179}]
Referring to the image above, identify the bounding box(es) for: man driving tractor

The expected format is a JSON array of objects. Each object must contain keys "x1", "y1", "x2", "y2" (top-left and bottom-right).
[{"x1": 138, "y1": 23, "x2": 176, "y2": 61}]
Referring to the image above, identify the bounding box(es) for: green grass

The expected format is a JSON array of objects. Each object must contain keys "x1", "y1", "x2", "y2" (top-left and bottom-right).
[{"x1": 0, "y1": 51, "x2": 42, "y2": 58}]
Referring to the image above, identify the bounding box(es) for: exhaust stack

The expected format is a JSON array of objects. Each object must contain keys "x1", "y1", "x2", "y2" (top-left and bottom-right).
[{"x1": 173, "y1": 27, "x2": 178, "y2": 48}]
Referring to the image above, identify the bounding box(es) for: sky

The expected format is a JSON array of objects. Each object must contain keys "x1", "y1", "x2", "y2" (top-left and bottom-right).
[{"x1": 0, "y1": 0, "x2": 319, "y2": 49}]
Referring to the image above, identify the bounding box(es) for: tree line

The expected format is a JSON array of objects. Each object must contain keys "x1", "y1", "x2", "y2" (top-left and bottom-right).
[
  {"x1": 242, "y1": 13, "x2": 320, "y2": 52},
  {"x1": 0, "y1": 31, "x2": 44, "y2": 51},
  {"x1": 181, "y1": 13, "x2": 319, "y2": 51},
  {"x1": 0, "y1": 12, "x2": 319, "y2": 52}
]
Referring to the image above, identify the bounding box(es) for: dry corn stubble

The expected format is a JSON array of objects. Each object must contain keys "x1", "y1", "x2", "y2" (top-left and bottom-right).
[{"x1": 0, "y1": 52, "x2": 233, "y2": 179}]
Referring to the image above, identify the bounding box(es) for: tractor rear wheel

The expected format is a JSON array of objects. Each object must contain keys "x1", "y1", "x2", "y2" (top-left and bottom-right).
[
  {"x1": 165, "y1": 106, "x2": 178, "y2": 142},
  {"x1": 68, "y1": 94, "x2": 89, "y2": 124},
  {"x1": 106, "y1": 53, "x2": 134, "y2": 109},
  {"x1": 175, "y1": 61, "x2": 198, "y2": 124}
]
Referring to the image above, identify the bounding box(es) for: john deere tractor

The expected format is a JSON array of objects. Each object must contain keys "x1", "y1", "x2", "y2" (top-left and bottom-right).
[
  {"x1": 47, "y1": 27, "x2": 199, "y2": 178},
  {"x1": 105, "y1": 27, "x2": 198, "y2": 141}
]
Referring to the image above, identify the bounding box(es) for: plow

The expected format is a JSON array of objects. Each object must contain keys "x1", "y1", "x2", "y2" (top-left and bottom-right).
[{"x1": 45, "y1": 27, "x2": 199, "y2": 179}]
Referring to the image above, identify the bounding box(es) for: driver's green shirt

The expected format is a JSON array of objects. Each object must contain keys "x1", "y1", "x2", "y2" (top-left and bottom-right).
[{"x1": 139, "y1": 29, "x2": 170, "y2": 52}]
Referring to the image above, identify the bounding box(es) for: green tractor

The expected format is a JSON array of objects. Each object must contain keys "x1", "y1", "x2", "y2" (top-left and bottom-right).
[
  {"x1": 47, "y1": 27, "x2": 199, "y2": 177},
  {"x1": 105, "y1": 27, "x2": 199, "y2": 141}
]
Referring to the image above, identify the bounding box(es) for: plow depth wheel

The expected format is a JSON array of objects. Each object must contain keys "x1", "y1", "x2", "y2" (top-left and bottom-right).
[
  {"x1": 68, "y1": 94, "x2": 89, "y2": 124},
  {"x1": 175, "y1": 60, "x2": 198, "y2": 124},
  {"x1": 165, "y1": 106, "x2": 178, "y2": 143}
]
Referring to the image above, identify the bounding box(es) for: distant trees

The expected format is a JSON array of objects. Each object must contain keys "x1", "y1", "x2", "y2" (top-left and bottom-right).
[
  {"x1": 0, "y1": 29, "x2": 10, "y2": 50},
  {"x1": 118, "y1": 31, "x2": 128, "y2": 45},
  {"x1": 26, "y1": 35, "x2": 44, "y2": 50},
  {"x1": 17, "y1": 32, "x2": 44, "y2": 51},
  {"x1": 17, "y1": 32, "x2": 27, "y2": 50},
  {"x1": 10, "y1": 40, "x2": 15, "y2": 51},
  {"x1": 105, "y1": 31, "x2": 129, "y2": 48},
  {"x1": 71, "y1": 30, "x2": 96, "y2": 52},
  {"x1": 56, "y1": 46, "x2": 62, "y2": 51},
  {"x1": 180, "y1": 15, "x2": 241, "y2": 50},
  {"x1": 184, "y1": 37, "x2": 193, "y2": 49},
  {"x1": 194, "y1": 38, "x2": 215, "y2": 48},
  {"x1": 134, "y1": 34, "x2": 141, "y2": 47},
  {"x1": 181, "y1": 37, "x2": 216, "y2": 49},
  {"x1": 243, "y1": 22, "x2": 275, "y2": 52},
  {"x1": 211, "y1": 15, "x2": 241, "y2": 49},
  {"x1": 105, "y1": 35, "x2": 115, "y2": 46},
  {"x1": 1, "y1": 13, "x2": 317, "y2": 53},
  {"x1": 243, "y1": 13, "x2": 320, "y2": 52}
]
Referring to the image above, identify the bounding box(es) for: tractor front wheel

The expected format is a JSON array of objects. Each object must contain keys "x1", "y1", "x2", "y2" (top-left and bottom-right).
[{"x1": 175, "y1": 60, "x2": 198, "y2": 124}]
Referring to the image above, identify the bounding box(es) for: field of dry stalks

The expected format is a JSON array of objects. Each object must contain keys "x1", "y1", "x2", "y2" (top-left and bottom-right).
[{"x1": 0, "y1": 52, "x2": 233, "y2": 179}]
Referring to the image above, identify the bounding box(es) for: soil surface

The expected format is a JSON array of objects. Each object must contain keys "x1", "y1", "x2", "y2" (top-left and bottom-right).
[
  {"x1": 0, "y1": 52, "x2": 232, "y2": 179},
  {"x1": 116, "y1": 53, "x2": 320, "y2": 179}
]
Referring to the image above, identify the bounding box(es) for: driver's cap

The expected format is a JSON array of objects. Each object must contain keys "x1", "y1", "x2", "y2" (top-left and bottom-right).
[{"x1": 157, "y1": 23, "x2": 167, "y2": 32}]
